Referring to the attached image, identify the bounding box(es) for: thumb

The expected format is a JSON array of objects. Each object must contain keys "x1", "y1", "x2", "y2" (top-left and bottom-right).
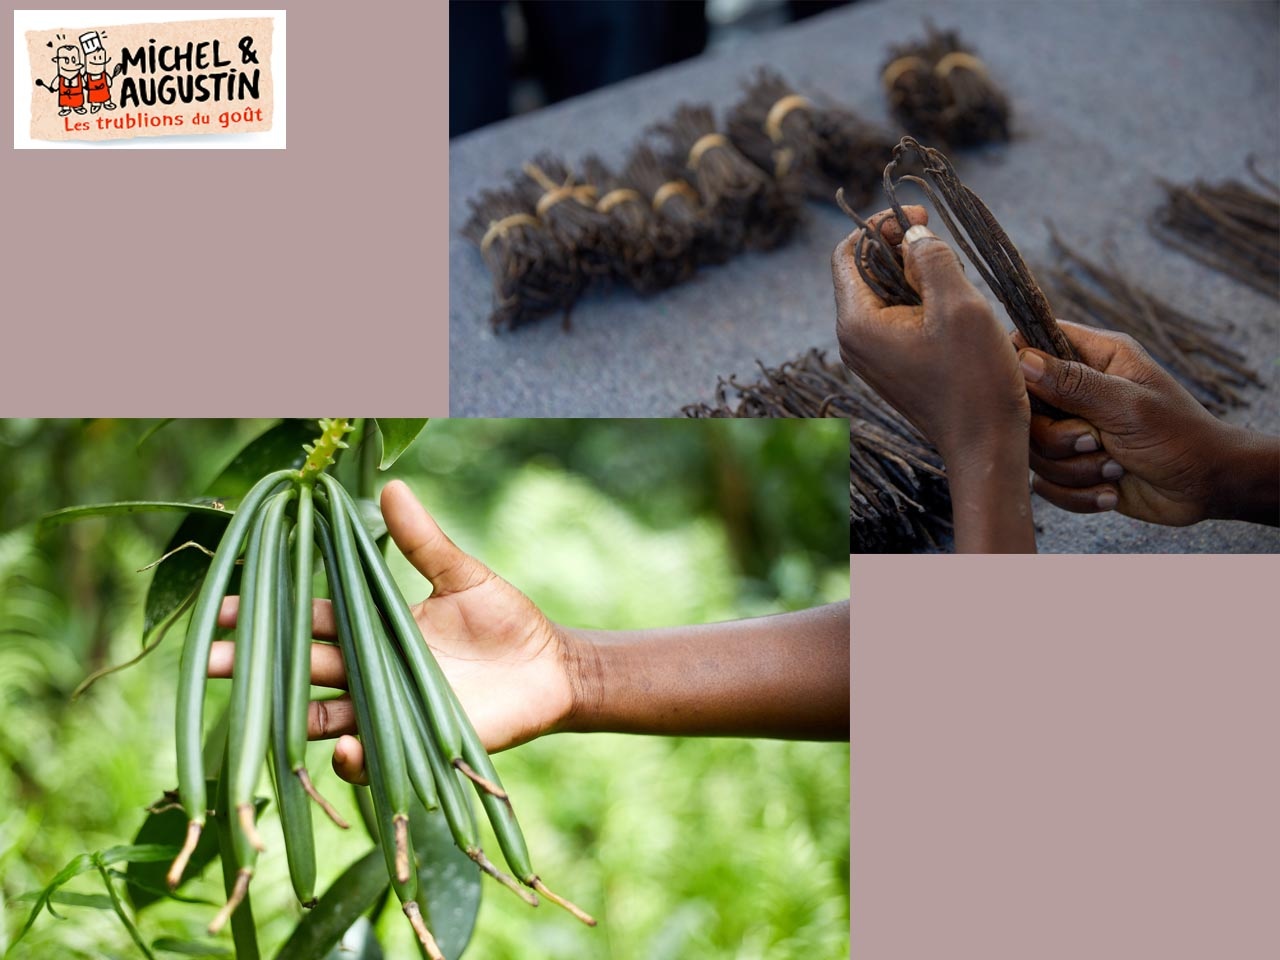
[
  {"x1": 900, "y1": 226, "x2": 982, "y2": 309},
  {"x1": 1018, "y1": 349, "x2": 1140, "y2": 424},
  {"x1": 381, "y1": 479, "x2": 492, "y2": 596}
]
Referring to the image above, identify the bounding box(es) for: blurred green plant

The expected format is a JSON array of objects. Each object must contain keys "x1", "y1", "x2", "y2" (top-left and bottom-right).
[{"x1": 1, "y1": 418, "x2": 849, "y2": 960}]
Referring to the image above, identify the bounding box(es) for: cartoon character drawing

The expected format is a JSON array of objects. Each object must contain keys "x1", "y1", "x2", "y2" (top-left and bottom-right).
[
  {"x1": 37, "y1": 42, "x2": 86, "y2": 116},
  {"x1": 79, "y1": 32, "x2": 118, "y2": 113}
]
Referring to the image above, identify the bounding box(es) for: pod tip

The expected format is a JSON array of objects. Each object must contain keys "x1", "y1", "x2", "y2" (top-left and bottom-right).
[
  {"x1": 296, "y1": 767, "x2": 351, "y2": 829},
  {"x1": 453, "y1": 758, "x2": 509, "y2": 802},
  {"x1": 238, "y1": 803, "x2": 266, "y2": 852},
  {"x1": 166, "y1": 820, "x2": 202, "y2": 890},
  {"x1": 469, "y1": 849, "x2": 539, "y2": 906},
  {"x1": 403, "y1": 901, "x2": 446, "y2": 960},
  {"x1": 530, "y1": 876, "x2": 597, "y2": 926},
  {"x1": 393, "y1": 814, "x2": 412, "y2": 884},
  {"x1": 208, "y1": 868, "x2": 252, "y2": 934}
]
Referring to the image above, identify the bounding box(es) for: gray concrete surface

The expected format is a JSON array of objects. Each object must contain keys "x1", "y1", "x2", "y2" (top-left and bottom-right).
[{"x1": 449, "y1": 0, "x2": 1280, "y2": 553}]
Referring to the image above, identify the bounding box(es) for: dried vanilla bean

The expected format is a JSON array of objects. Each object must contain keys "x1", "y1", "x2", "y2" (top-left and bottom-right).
[
  {"x1": 682, "y1": 349, "x2": 952, "y2": 552},
  {"x1": 726, "y1": 68, "x2": 894, "y2": 208},
  {"x1": 580, "y1": 153, "x2": 676, "y2": 294},
  {"x1": 461, "y1": 187, "x2": 580, "y2": 331},
  {"x1": 516, "y1": 153, "x2": 614, "y2": 285},
  {"x1": 1041, "y1": 224, "x2": 1263, "y2": 414},
  {"x1": 1150, "y1": 162, "x2": 1280, "y2": 299},
  {"x1": 654, "y1": 102, "x2": 802, "y2": 252},
  {"x1": 623, "y1": 142, "x2": 707, "y2": 275},
  {"x1": 885, "y1": 137, "x2": 1075, "y2": 362},
  {"x1": 881, "y1": 23, "x2": 1010, "y2": 148}
]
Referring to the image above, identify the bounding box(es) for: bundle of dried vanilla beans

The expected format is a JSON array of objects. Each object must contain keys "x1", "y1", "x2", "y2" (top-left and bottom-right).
[
  {"x1": 726, "y1": 68, "x2": 896, "y2": 208},
  {"x1": 466, "y1": 82, "x2": 878, "y2": 332},
  {"x1": 1150, "y1": 160, "x2": 1280, "y2": 299},
  {"x1": 682, "y1": 349, "x2": 952, "y2": 552},
  {"x1": 1041, "y1": 225, "x2": 1264, "y2": 414},
  {"x1": 881, "y1": 23, "x2": 1010, "y2": 148},
  {"x1": 460, "y1": 187, "x2": 582, "y2": 331}
]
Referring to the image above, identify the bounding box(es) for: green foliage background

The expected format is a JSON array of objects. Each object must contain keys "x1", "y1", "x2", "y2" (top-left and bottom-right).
[{"x1": 0, "y1": 418, "x2": 850, "y2": 960}]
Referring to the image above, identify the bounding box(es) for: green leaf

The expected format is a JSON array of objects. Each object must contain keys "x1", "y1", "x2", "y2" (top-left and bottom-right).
[
  {"x1": 8, "y1": 853, "x2": 95, "y2": 951},
  {"x1": 97, "y1": 844, "x2": 181, "y2": 866},
  {"x1": 373, "y1": 419, "x2": 429, "y2": 470},
  {"x1": 11, "y1": 890, "x2": 114, "y2": 910},
  {"x1": 413, "y1": 801, "x2": 481, "y2": 960},
  {"x1": 273, "y1": 848, "x2": 388, "y2": 960},
  {"x1": 140, "y1": 513, "x2": 231, "y2": 642},
  {"x1": 38, "y1": 501, "x2": 235, "y2": 531},
  {"x1": 140, "y1": 419, "x2": 318, "y2": 644},
  {"x1": 151, "y1": 938, "x2": 233, "y2": 957},
  {"x1": 125, "y1": 784, "x2": 262, "y2": 912},
  {"x1": 320, "y1": 917, "x2": 382, "y2": 960},
  {"x1": 204, "y1": 420, "x2": 315, "y2": 498},
  {"x1": 136, "y1": 419, "x2": 176, "y2": 450},
  {"x1": 348, "y1": 497, "x2": 388, "y2": 544}
]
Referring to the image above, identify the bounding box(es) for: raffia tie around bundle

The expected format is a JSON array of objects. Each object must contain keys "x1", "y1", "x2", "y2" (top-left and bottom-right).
[
  {"x1": 764, "y1": 94, "x2": 811, "y2": 178},
  {"x1": 480, "y1": 213, "x2": 540, "y2": 253},
  {"x1": 596, "y1": 188, "x2": 643, "y2": 214},
  {"x1": 688, "y1": 132, "x2": 730, "y2": 170},
  {"x1": 524, "y1": 162, "x2": 579, "y2": 217},
  {"x1": 934, "y1": 51, "x2": 987, "y2": 78},
  {"x1": 653, "y1": 179, "x2": 700, "y2": 211}
]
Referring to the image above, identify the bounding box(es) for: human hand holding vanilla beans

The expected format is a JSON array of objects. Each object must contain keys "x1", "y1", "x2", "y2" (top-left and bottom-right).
[
  {"x1": 211, "y1": 479, "x2": 851, "y2": 784},
  {"x1": 1016, "y1": 323, "x2": 1280, "y2": 528},
  {"x1": 832, "y1": 215, "x2": 1280, "y2": 548},
  {"x1": 832, "y1": 211, "x2": 1036, "y2": 554}
]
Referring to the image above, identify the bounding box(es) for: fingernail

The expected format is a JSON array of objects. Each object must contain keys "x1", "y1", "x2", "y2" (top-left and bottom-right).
[
  {"x1": 1073, "y1": 434, "x2": 1098, "y2": 453},
  {"x1": 1101, "y1": 460, "x2": 1124, "y2": 480},
  {"x1": 903, "y1": 224, "x2": 935, "y2": 244},
  {"x1": 1097, "y1": 491, "x2": 1119, "y2": 510},
  {"x1": 1019, "y1": 351, "x2": 1046, "y2": 383}
]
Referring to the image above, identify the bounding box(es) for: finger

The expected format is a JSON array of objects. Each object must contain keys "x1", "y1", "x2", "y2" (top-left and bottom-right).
[
  {"x1": 832, "y1": 231, "x2": 889, "y2": 318},
  {"x1": 1032, "y1": 474, "x2": 1121, "y2": 514},
  {"x1": 1051, "y1": 320, "x2": 1137, "y2": 371},
  {"x1": 1019, "y1": 348, "x2": 1144, "y2": 424},
  {"x1": 832, "y1": 206, "x2": 929, "y2": 304},
  {"x1": 1029, "y1": 413, "x2": 1103, "y2": 458},
  {"x1": 1029, "y1": 449, "x2": 1124, "y2": 488},
  {"x1": 208, "y1": 639, "x2": 349, "y2": 689},
  {"x1": 381, "y1": 479, "x2": 493, "y2": 596},
  {"x1": 900, "y1": 227, "x2": 987, "y2": 316},
  {"x1": 219, "y1": 595, "x2": 337, "y2": 639},
  {"x1": 332, "y1": 734, "x2": 369, "y2": 785},
  {"x1": 863, "y1": 204, "x2": 928, "y2": 246},
  {"x1": 309, "y1": 695, "x2": 357, "y2": 739}
]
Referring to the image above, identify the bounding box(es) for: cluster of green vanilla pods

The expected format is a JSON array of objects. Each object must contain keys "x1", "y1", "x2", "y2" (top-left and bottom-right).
[{"x1": 165, "y1": 420, "x2": 593, "y2": 958}]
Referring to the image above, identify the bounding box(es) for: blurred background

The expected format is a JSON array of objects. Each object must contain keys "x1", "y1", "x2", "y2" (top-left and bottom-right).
[
  {"x1": 450, "y1": 0, "x2": 855, "y2": 136},
  {"x1": 0, "y1": 418, "x2": 849, "y2": 959}
]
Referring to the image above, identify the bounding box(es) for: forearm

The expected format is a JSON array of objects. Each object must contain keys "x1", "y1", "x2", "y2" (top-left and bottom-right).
[
  {"x1": 944, "y1": 437, "x2": 1037, "y2": 553},
  {"x1": 1211, "y1": 427, "x2": 1280, "y2": 526},
  {"x1": 556, "y1": 602, "x2": 849, "y2": 740}
]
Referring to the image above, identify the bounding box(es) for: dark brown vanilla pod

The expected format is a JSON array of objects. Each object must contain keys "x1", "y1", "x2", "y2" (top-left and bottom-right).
[
  {"x1": 881, "y1": 23, "x2": 1010, "y2": 148},
  {"x1": 654, "y1": 102, "x2": 802, "y2": 253},
  {"x1": 885, "y1": 137, "x2": 1076, "y2": 363},
  {"x1": 624, "y1": 141, "x2": 720, "y2": 271},
  {"x1": 461, "y1": 186, "x2": 581, "y2": 332},
  {"x1": 516, "y1": 153, "x2": 615, "y2": 286},
  {"x1": 1150, "y1": 160, "x2": 1280, "y2": 300},
  {"x1": 1041, "y1": 224, "x2": 1263, "y2": 414},
  {"x1": 727, "y1": 68, "x2": 895, "y2": 208},
  {"x1": 682, "y1": 349, "x2": 952, "y2": 553},
  {"x1": 579, "y1": 153, "x2": 670, "y2": 294}
]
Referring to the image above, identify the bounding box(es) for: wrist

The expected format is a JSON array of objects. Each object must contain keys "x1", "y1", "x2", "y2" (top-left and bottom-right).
[
  {"x1": 942, "y1": 429, "x2": 1036, "y2": 553},
  {"x1": 1208, "y1": 426, "x2": 1280, "y2": 525},
  {"x1": 553, "y1": 625, "x2": 604, "y2": 735}
]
